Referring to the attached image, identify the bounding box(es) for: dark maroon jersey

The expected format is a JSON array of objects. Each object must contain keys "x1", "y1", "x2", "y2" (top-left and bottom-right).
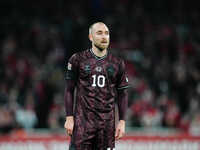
[{"x1": 65, "y1": 49, "x2": 129, "y2": 122}]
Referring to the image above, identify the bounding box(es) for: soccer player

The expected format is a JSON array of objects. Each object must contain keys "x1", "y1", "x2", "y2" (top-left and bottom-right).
[{"x1": 64, "y1": 22, "x2": 129, "y2": 150}]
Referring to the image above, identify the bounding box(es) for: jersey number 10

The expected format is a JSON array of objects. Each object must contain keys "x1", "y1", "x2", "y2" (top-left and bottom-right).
[{"x1": 92, "y1": 75, "x2": 105, "y2": 87}]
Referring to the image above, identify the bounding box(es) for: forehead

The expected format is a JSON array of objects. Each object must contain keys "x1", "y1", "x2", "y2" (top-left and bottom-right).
[{"x1": 92, "y1": 23, "x2": 109, "y2": 32}]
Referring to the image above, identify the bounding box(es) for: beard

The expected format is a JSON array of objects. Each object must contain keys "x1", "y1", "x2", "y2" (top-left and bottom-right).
[{"x1": 94, "y1": 42, "x2": 109, "y2": 52}]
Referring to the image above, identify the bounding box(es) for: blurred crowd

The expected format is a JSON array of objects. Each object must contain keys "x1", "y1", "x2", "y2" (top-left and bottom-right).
[{"x1": 1, "y1": 0, "x2": 200, "y2": 135}]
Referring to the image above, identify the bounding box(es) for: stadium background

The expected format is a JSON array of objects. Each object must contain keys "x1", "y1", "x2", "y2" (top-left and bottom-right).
[{"x1": 0, "y1": 0, "x2": 200, "y2": 149}]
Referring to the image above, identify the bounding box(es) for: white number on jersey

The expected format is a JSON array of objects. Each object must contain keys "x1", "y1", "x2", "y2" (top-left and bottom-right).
[{"x1": 92, "y1": 75, "x2": 105, "y2": 87}]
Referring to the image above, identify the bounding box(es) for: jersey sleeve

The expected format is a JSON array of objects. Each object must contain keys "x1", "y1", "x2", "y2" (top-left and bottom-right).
[
  {"x1": 116, "y1": 59, "x2": 129, "y2": 120},
  {"x1": 64, "y1": 53, "x2": 79, "y2": 116},
  {"x1": 65, "y1": 53, "x2": 79, "y2": 81},
  {"x1": 116, "y1": 60, "x2": 129, "y2": 90}
]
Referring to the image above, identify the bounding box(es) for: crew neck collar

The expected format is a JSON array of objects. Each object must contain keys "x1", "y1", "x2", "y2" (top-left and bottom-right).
[{"x1": 90, "y1": 48, "x2": 108, "y2": 60}]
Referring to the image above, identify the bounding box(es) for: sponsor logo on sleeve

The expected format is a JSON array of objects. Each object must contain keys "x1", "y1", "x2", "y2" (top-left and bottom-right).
[
  {"x1": 126, "y1": 77, "x2": 128, "y2": 82},
  {"x1": 68, "y1": 63, "x2": 72, "y2": 70}
]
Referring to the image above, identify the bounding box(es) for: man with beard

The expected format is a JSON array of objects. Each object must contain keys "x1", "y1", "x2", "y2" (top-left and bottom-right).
[{"x1": 64, "y1": 22, "x2": 129, "y2": 150}]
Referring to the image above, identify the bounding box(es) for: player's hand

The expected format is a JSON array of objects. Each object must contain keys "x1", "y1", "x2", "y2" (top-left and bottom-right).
[
  {"x1": 64, "y1": 116, "x2": 74, "y2": 136},
  {"x1": 115, "y1": 120, "x2": 125, "y2": 140}
]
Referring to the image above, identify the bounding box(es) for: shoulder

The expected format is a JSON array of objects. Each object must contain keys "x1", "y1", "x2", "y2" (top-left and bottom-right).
[
  {"x1": 69, "y1": 49, "x2": 90, "y2": 60},
  {"x1": 108, "y1": 53, "x2": 124, "y2": 65}
]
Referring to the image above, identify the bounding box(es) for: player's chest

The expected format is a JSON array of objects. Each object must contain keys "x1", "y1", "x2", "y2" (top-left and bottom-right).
[{"x1": 78, "y1": 59, "x2": 118, "y2": 80}]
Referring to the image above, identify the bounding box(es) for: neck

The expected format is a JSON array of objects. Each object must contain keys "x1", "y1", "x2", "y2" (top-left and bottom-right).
[{"x1": 92, "y1": 46, "x2": 107, "y2": 57}]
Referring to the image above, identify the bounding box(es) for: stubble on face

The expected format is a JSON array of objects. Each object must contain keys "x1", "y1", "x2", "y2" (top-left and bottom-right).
[{"x1": 90, "y1": 23, "x2": 110, "y2": 52}]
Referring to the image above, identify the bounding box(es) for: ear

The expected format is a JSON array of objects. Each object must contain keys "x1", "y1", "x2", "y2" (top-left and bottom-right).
[{"x1": 88, "y1": 34, "x2": 93, "y2": 42}]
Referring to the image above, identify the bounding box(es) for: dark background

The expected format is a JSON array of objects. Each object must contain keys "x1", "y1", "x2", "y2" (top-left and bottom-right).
[{"x1": 0, "y1": 0, "x2": 200, "y2": 135}]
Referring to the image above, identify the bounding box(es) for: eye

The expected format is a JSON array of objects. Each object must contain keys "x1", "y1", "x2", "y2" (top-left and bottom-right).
[
  {"x1": 96, "y1": 31, "x2": 102, "y2": 35},
  {"x1": 105, "y1": 31, "x2": 109, "y2": 35}
]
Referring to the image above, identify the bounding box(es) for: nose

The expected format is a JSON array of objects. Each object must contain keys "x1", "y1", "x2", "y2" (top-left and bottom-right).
[
  {"x1": 101, "y1": 37, "x2": 107, "y2": 42},
  {"x1": 102, "y1": 32, "x2": 108, "y2": 37},
  {"x1": 102, "y1": 37, "x2": 106, "y2": 40},
  {"x1": 102, "y1": 34, "x2": 108, "y2": 39},
  {"x1": 101, "y1": 34, "x2": 106, "y2": 39}
]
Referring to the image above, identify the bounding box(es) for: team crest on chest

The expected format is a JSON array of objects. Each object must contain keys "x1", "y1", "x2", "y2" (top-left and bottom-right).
[{"x1": 95, "y1": 66, "x2": 102, "y2": 72}]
